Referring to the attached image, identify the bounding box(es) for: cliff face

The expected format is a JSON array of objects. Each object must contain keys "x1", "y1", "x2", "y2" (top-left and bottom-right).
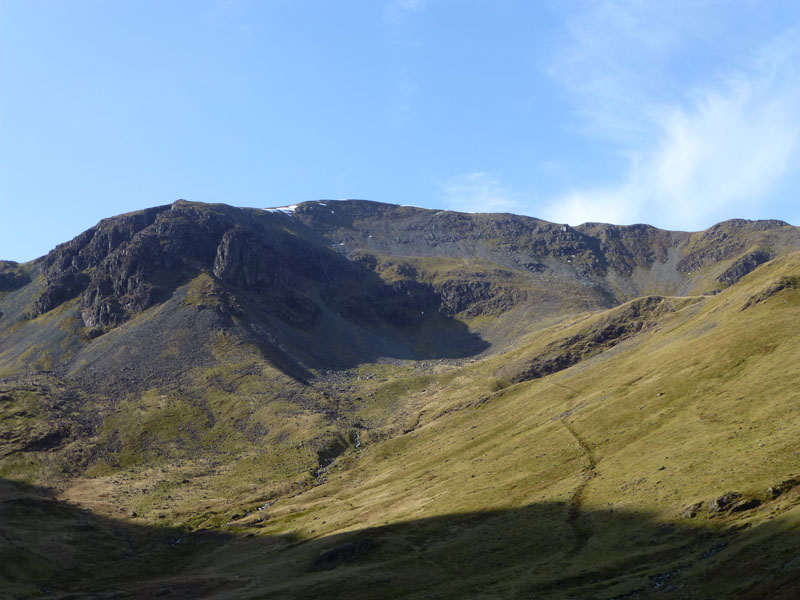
[{"x1": 286, "y1": 200, "x2": 800, "y2": 296}]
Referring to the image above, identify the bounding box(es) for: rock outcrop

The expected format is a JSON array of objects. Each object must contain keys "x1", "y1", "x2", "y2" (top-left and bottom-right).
[{"x1": 0, "y1": 261, "x2": 30, "y2": 292}]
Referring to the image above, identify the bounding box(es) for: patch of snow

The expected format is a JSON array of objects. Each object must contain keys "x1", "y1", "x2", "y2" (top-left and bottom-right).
[
  {"x1": 330, "y1": 210, "x2": 335, "y2": 214},
  {"x1": 263, "y1": 204, "x2": 298, "y2": 214},
  {"x1": 318, "y1": 202, "x2": 327, "y2": 206}
]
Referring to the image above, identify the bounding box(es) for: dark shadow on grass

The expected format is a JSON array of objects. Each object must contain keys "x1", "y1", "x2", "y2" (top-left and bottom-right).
[
  {"x1": 3, "y1": 476, "x2": 800, "y2": 600},
  {"x1": 0, "y1": 477, "x2": 248, "y2": 599}
]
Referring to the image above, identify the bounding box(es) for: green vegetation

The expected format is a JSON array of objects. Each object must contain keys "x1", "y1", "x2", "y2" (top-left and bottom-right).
[{"x1": 1, "y1": 253, "x2": 797, "y2": 597}]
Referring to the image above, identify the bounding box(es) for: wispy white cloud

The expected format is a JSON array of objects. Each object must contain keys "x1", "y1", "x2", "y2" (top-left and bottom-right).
[
  {"x1": 548, "y1": 60, "x2": 800, "y2": 227},
  {"x1": 383, "y1": 0, "x2": 426, "y2": 26},
  {"x1": 389, "y1": 78, "x2": 418, "y2": 126},
  {"x1": 382, "y1": 0, "x2": 426, "y2": 126},
  {"x1": 543, "y1": 2, "x2": 800, "y2": 229},
  {"x1": 547, "y1": 1, "x2": 695, "y2": 142},
  {"x1": 440, "y1": 172, "x2": 523, "y2": 214}
]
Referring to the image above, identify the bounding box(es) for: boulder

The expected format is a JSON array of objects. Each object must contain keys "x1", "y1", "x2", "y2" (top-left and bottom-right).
[
  {"x1": 766, "y1": 476, "x2": 800, "y2": 499},
  {"x1": 728, "y1": 497, "x2": 761, "y2": 513},
  {"x1": 707, "y1": 492, "x2": 741, "y2": 514},
  {"x1": 681, "y1": 502, "x2": 704, "y2": 518}
]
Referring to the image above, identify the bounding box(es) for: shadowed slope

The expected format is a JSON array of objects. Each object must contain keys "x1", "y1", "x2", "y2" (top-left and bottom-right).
[
  {"x1": 3, "y1": 475, "x2": 800, "y2": 600},
  {"x1": 0, "y1": 201, "x2": 491, "y2": 382}
]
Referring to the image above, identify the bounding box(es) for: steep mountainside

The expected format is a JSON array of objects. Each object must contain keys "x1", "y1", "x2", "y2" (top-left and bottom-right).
[
  {"x1": 3, "y1": 200, "x2": 798, "y2": 379},
  {"x1": 2, "y1": 200, "x2": 800, "y2": 599}
]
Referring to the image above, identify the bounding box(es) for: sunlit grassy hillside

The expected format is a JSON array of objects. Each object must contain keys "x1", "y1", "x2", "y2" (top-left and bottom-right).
[{"x1": 205, "y1": 251, "x2": 800, "y2": 599}]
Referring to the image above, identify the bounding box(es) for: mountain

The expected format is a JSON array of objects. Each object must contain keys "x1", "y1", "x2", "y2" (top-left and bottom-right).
[{"x1": 2, "y1": 199, "x2": 800, "y2": 598}]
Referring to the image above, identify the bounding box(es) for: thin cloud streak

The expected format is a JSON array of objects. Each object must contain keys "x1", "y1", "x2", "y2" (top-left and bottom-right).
[
  {"x1": 383, "y1": 0, "x2": 426, "y2": 26},
  {"x1": 382, "y1": 0, "x2": 425, "y2": 127},
  {"x1": 388, "y1": 78, "x2": 418, "y2": 126},
  {"x1": 546, "y1": 0, "x2": 698, "y2": 143},
  {"x1": 441, "y1": 172, "x2": 523, "y2": 214}
]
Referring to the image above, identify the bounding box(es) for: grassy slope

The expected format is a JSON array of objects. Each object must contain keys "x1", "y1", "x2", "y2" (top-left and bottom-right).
[
  {"x1": 3, "y1": 254, "x2": 800, "y2": 598},
  {"x1": 205, "y1": 251, "x2": 800, "y2": 598}
]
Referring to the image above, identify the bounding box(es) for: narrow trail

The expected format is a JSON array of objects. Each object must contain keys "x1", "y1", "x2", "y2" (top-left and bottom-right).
[
  {"x1": 560, "y1": 418, "x2": 597, "y2": 558},
  {"x1": 561, "y1": 419, "x2": 597, "y2": 468},
  {"x1": 546, "y1": 379, "x2": 581, "y2": 395}
]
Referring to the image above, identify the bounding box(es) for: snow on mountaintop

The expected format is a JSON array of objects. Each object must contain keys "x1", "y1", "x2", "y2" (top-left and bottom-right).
[{"x1": 263, "y1": 204, "x2": 299, "y2": 214}]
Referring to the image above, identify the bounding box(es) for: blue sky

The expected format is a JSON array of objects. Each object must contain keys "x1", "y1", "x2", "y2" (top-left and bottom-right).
[{"x1": 3, "y1": 1, "x2": 800, "y2": 261}]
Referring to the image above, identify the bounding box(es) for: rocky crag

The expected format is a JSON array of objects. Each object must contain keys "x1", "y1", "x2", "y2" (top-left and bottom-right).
[{"x1": 3, "y1": 200, "x2": 798, "y2": 378}]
